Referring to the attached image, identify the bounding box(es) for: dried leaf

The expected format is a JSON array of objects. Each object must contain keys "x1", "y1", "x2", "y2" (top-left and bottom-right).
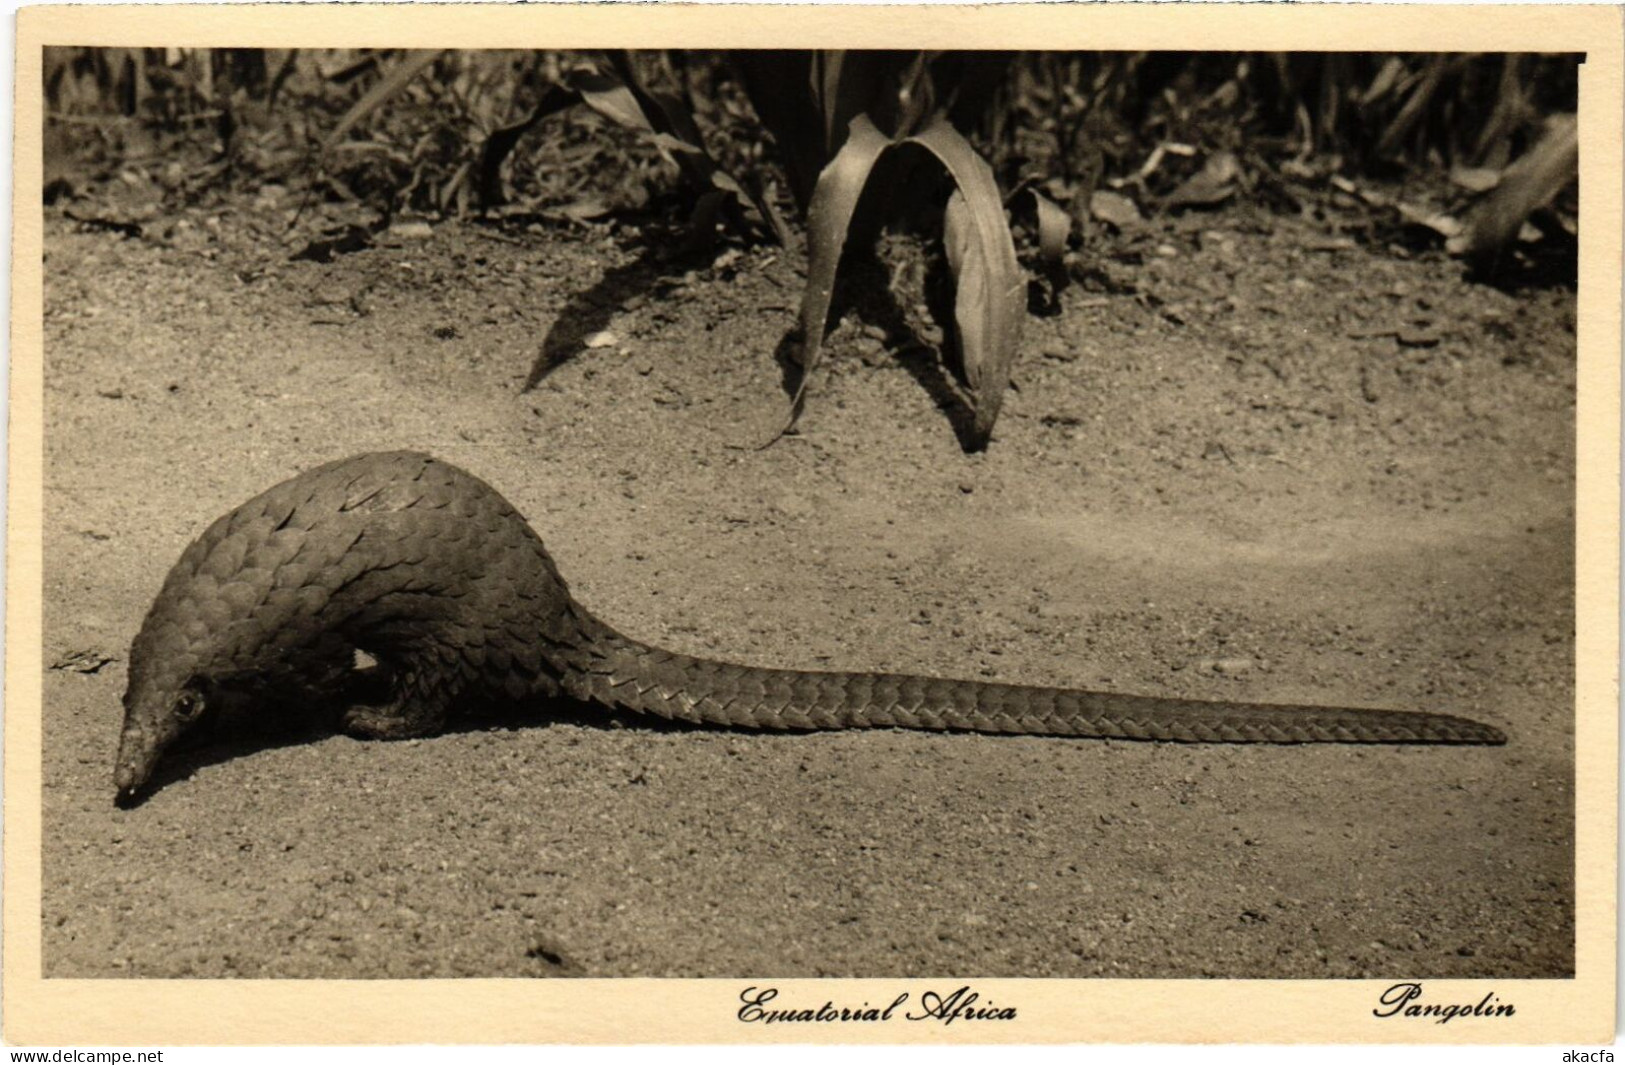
[
  {"x1": 50, "y1": 650, "x2": 114, "y2": 674},
  {"x1": 1397, "y1": 201, "x2": 1463, "y2": 240},
  {"x1": 559, "y1": 198, "x2": 613, "y2": 223},
  {"x1": 1449, "y1": 166, "x2": 1503, "y2": 194},
  {"x1": 1376, "y1": 55, "x2": 1448, "y2": 159},
  {"x1": 1032, "y1": 188, "x2": 1070, "y2": 264},
  {"x1": 1007, "y1": 183, "x2": 1071, "y2": 266},
  {"x1": 1361, "y1": 56, "x2": 1408, "y2": 106},
  {"x1": 1090, "y1": 190, "x2": 1142, "y2": 229},
  {"x1": 1163, "y1": 151, "x2": 1242, "y2": 210}
]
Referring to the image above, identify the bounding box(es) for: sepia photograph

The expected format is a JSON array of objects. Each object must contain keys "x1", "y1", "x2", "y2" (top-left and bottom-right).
[{"x1": 6, "y1": 3, "x2": 1618, "y2": 1048}]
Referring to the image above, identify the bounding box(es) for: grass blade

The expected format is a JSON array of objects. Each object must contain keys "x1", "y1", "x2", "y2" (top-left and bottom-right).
[
  {"x1": 323, "y1": 50, "x2": 443, "y2": 151},
  {"x1": 1376, "y1": 55, "x2": 1450, "y2": 159}
]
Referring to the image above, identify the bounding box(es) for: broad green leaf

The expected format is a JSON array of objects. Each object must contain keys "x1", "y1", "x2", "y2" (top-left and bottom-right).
[
  {"x1": 903, "y1": 120, "x2": 1023, "y2": 448},
  {"x1": 323, "y1": 50, "x2": 443, "y2": 151}
]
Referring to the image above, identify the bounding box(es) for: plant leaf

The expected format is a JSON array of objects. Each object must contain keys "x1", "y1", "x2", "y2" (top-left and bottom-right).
[
  {"x1": 572, "y1": 69, "x2": 707, "y2": 173},
  {"x1": 752, "y1": 178, "x2": 795, "y2": 248},
  {"x1": 815, "y1": 51, "x2": 882, "y2": 154},
  {"x1": 1162, "y1": 150, "x2": 1243, "y2": 211},
  {"x1": 1090, "y1": 189, "x2": 1142, "y2": 228},
  {"x1": 1449, "y1": 165, "x2": 1503, "y2": 194},
  {"x1": 903, "y1": 120, "x2": 1024, "y2": 448},
  {"x1": 645, "y1": 88, "x2": 707, "y2": 147},
  {"x1": 812, "y1": 51, "x2": 846, "y2": 152},
  {"x1": 795, "y1": 112, "x2": 892, "y2": 388},
  {"x1": 1030, "y1": 187, "x2": 1070, "y2": 265},
  {"x1": 474, "y1": 83, "x2": 577, "y2": 209},
  {"x1": 580, "y1": 60, "x2": 709, "y2": 167},
  {"x1": 323, "y1": 50, "x2": 443, "y2": 151},
  {"x1": 1376, "y1": 55, "x2": 1451, "y2": 159},
  {"x1": 732, "y1": 51, "x2": 824, "y2": 212},
  {"x1": 1360, "y1": 56, "x2": 1407, "y2": 106},
  {"x1": 1449, "y1": 112, "x2": 1577, "y2": 260},
  {"x1": 569, "y1": 67, "x2": 786, "y2": 244},
  {"x1": 569, "y1": 70, "x2": 658, "y2": 135}
]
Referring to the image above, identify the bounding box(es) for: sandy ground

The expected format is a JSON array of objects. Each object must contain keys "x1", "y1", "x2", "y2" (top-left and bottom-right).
[{"x1": 40, "y1": 199, "x2": 1574, "y2": 977}]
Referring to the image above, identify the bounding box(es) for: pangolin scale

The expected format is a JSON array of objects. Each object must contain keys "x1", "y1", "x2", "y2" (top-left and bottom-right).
[{"x1": 113, "y1": 451, "x2": 1506, "y2": 803}]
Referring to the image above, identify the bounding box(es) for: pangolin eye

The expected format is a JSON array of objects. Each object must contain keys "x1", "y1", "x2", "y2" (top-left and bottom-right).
[{"x1": 175, "y1": 692, "x2": 206, "y2": 721}]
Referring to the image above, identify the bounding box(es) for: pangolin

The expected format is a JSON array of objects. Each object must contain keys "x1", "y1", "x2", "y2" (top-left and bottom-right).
[{"x1": 113, "y1": 451, "x2": 1506, "y2": 804}]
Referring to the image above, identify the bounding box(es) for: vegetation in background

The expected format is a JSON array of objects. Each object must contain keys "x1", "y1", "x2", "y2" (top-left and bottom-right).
[{"x1": 43, "y1": 48, "x2": 1580, "y2": 450}]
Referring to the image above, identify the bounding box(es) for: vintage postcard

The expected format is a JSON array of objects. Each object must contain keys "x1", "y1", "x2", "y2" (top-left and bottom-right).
[{"x1": 6, "y1": 2, "x2": 1619, "y2": 1048}]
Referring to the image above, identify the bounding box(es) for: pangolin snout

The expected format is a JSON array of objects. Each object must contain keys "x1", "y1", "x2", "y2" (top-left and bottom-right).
[{"x1": 112, "y1": 718, "x2": 162, "y2": 806}]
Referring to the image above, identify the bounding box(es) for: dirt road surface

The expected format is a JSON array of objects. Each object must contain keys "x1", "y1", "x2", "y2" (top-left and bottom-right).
[{"x1": 41, "y1": 203, "x2": 1573, "y2": 977}]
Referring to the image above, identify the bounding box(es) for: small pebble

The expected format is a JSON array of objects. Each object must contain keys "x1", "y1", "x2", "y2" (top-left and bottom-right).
[{"x1": 1191, "y1": 656, "x2": 1257, "y2": 676}]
